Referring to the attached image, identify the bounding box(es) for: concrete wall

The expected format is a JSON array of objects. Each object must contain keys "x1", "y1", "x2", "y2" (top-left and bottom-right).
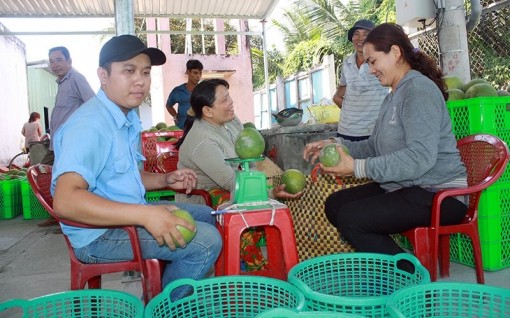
[
  {"x1": 145, "y1": 18, "x2": 255, "y2": 129},
  {"x1": 253, "y1": 54, "x2": 337, "y2": 129},
  {"x1": 0, "y1": 22, "x2": 29, "y2": 166},
  {"x1": 27, "y1": 65, "x2": 57, "y2": 133}
]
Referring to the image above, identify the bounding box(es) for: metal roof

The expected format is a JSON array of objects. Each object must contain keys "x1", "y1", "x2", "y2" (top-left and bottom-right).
[{"x1": 0, "y1": 0, "x2": 280, "y2": 20}]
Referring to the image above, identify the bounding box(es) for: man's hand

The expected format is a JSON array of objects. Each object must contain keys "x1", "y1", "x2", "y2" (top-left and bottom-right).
[
  {"x1": 165, "y1": 169, "x2": 197, "y2": 193},
  {"x1": 142, "y1": 204, "x2": 196, "y2": 250},
  {"x1": 333, "y1": 85, "x2": 346, "y2": 108}
]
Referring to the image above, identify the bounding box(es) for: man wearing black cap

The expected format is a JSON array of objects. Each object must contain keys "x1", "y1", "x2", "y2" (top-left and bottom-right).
[
  {"x1": 332, "y1": 19, "x2": 388, "y2": 141},
  {"x1": 50, "y1": 35, "x2": 221, "y2": 300}
]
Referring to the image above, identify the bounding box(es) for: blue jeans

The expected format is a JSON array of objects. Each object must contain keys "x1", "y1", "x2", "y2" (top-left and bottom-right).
[{"x1": 74, "y1": 201, "x2": 221, "y2": 300}]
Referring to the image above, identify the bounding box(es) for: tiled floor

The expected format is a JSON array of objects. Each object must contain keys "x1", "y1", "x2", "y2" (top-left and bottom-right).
[{"x1": 1, "y1": 214, "x2": 509, "y2": 315}]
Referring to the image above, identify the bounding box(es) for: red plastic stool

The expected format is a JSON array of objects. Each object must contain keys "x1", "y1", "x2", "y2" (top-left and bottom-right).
[{"x1": 214, "y1": 204, "x2": 299, "y2": 280}]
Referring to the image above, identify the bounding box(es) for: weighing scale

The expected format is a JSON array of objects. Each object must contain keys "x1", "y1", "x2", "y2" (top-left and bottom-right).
[{"x1": 225, "y1": 156, "x2": 268, "y2": 205}]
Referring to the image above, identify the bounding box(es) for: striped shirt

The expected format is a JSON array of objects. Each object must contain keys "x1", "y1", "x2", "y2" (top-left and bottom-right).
[{"x1": 337, "y1": 52, "x2": 388, "y2": 137}]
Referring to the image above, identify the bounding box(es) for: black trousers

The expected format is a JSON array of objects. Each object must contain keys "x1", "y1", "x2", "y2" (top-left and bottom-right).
[
  {"x1": 337, "y1": 133, "x2": 369, "y2": 141},
  {"x1": 325, "y1": 182, "x2": 467, "y2": 255}
]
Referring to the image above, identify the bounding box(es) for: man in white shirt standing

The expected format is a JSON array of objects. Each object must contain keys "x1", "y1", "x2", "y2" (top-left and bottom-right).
[{"x1": 333, "y1": 19, "x2": 388, "y2": 141}]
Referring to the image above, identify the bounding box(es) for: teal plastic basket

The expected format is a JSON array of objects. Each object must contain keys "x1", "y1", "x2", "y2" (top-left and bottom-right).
[
  {"x1": 145, "y1": 276, "x2": 306, "y2": 318},
  {"x1": 386, "y1": 282, "x2": 510, "y2": 318},
  {"x1": 287, "y1": 253, "x2": 431, "y2": 317},
  {"x1": 0, "y1": 289, "x2": 144, "y2": 318},
  {"x1": 255, "y1": 308, "x2": 367, "y2": 317}
]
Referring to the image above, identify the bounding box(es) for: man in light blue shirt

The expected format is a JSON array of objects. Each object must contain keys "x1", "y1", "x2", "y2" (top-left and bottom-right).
[{"x1": 51, "y1": 35, "x2": 221, "y2": 301}]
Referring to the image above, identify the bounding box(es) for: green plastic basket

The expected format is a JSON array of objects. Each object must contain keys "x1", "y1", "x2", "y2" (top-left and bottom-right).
[
  {"x1": 0, "y1": 289, "x2": 144, "y2": 318},
  {"x1": 287, "y1": 253, "x2": 431, "y2": 317},
  {"x1": 145, "y1": 276, "x2": 306, "y2": 318},
  {"x1": 255, "y1": 308, "x2": 367, "y2": 317},
  {"x1": 0, "y1": 178, "x2": 23, "y2": 220},
  {"x1": 386, "y1": 282, "x2": 510, "y2": 318},
  {"x1": 446, "y1": 96, "x2": 510, "y2": 184},
  {"x1": 145, "y1": 189, "x2": 175, "y2": 202},
  {"x1": 21, "y1": 179, "x2": 50, "y2": 219}
]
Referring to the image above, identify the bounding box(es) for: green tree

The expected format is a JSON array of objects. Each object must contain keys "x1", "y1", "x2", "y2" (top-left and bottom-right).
[
  {"x1": 168, "y1": 18, "x2": 238, "y2": 54},
  {"x1": 251, "y1": 44, "x2": 285, "y2": 90},
  {"x1": 265, "y1": 0, "x2": 396, "y2": 83}
]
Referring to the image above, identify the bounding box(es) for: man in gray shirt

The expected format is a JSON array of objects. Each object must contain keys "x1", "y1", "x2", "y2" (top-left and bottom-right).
[
  {"x1": 41, "y1": 46, "x2": 95, "y2": 165},
  {"x1": 39, "y1": 46, "x2": 94, "y2": 227}
]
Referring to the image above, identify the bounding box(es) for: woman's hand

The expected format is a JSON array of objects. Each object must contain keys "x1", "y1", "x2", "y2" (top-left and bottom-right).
[
  {"x1": 303, "y1": 139, "x2": 334, "y2": 163},
  {"x1": 272, "y1": 184, "x2": 304, "y2": 199},
  {"x1": 165, "y1": 169, "x2": 197, "y2": 193},
  {"x1": 320, "y1": 144, "x2": 355, "y2": 177}
]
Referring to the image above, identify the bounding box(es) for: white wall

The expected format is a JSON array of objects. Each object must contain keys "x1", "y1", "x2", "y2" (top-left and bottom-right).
[{"x1": 0, "y1": 24, "x2": 29, "y2": 166}]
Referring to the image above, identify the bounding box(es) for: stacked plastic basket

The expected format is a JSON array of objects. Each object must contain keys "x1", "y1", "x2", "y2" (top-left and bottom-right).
[
  {"x1": 255, "y1": 308, "x2": 366, "y2": 317},
  {"x1": 144, "y1": 276, "x2": 306, "y2": 318},
  {"x1": 446, "y1": 96, "x2": 510, "y2": 271},
  {"x1": 0, "y1": 169, "x2": 49, "y2": 220},
  {"x1": 386, "y1": 282, "x2": 510, "y2": 317},
  {"x1": 287, "y1": 253, "x2": 431, "y2": 317},
  {"x1": 0, "y1": 289, "x2": 144, "y2": 318}
]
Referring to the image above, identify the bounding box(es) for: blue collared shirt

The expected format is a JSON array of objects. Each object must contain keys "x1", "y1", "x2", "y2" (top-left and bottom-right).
[
  {"x1": 51, "y1": 89, "x2": 146, "y2": 248},
  {"x1": 166, "y1": 83, "x2": 191, "y2": 129}
]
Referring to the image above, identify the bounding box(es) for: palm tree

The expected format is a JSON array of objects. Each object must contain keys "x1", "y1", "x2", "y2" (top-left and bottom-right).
[{"x1": 270, "y1": 0, "x2": 395, "y2": 76}]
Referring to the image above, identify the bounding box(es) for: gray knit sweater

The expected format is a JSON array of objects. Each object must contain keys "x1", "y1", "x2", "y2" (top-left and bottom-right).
[
  {"x1": 176, "y1": 116, "x2": 244, "y2": 204},
  {"x1": 336, "y1": 70, "x2": 467, "y2": 192}
]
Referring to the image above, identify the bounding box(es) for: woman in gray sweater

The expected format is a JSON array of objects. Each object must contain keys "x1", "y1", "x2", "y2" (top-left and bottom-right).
[
  {"x1": 303, "y1": 23, "x2": 467, "y2": 261},
  {"x1": 175, "y1": 79, "x2": 301, "y2": 206}
]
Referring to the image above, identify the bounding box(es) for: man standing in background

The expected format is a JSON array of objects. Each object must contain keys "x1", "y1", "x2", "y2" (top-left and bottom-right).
[
  {"x1": 332, "y1": 19, "x2": 388, "y2": 141},
  {"x1": 166, "y1": 59, "x2": 203, "y2": 129},
  {"x1": 38, "y1": 46, "x2": 95, "y2": 227}
]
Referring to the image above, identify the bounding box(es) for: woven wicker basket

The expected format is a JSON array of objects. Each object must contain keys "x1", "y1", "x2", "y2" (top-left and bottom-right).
[{"x1": 272, "y1": 169, "x2": 370, "y2": 261}]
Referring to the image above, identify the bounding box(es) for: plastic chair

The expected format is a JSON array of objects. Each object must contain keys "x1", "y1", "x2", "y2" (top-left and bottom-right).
[
  {"x1": 401, "y1": 134, "x2": 509, "y2": 283},
  {"x1": 155, "y1": 151, "x2": 213, "y2": 207},
  {"x1": 155, "y1": 151, "x2": 179, "y2": 174},
  {"x1": 26, "y1": 164, "x2": 163, "y2": 304}
]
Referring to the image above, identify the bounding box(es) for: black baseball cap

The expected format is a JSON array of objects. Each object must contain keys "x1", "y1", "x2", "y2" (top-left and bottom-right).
[
  {"x1": 99, "y1": 34, "x2": 166, "y2": 67},
  {"x1": 347, "y1": 19, "x2": 375, "y2": 42}
]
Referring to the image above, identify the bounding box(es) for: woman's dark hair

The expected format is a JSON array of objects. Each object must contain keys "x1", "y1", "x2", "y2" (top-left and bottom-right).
[
  {"x1": 364, "y1": 23, "x2": 448, "y2": 100},
  {"x1": 175, "y1": 78, "x2": 230, "y2": 148},
  {"x1": 28, "y1": 112, "x2": 40, "y2": 123}
]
